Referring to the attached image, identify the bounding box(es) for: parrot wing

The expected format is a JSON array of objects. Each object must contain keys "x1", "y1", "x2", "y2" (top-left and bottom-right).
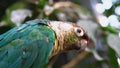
[{"x1": 0, "y1": 20, "x2": 55, "y2": 68}]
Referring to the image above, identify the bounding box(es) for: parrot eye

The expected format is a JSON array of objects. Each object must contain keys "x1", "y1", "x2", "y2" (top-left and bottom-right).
[{"x1": 74, "y1": 27, "x2": 84, "y2": 37}]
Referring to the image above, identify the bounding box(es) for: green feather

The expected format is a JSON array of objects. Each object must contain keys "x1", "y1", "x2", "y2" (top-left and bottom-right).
[{"x1": 0, "y1": 19, "x2": 56, "y2": 68}]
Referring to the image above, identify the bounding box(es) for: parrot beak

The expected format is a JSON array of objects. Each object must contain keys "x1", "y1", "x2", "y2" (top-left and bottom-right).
[
  {"x1": 82, "y1": 33, "x2": 89, "y2": 44},
  {"x1": 75, "y1": 33, "x2": 89, "y2": 51}
]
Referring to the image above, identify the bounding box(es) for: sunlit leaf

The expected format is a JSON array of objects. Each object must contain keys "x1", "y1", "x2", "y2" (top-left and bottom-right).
[
  {"x1": 108, "y1": 33, "x2": 120, "y2": 57},
  {"x1": 1, "y1": 2, "x2": 27, "y2": 26},
  {"x1": 10, "y1": 9, "x2": 32, "y2": 26}
]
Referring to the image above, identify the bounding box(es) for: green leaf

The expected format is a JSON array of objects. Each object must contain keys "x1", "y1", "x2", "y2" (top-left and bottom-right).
[
  {"x1": 108, "y1": 47, "x2": 119, "y2": 68},
  {"x1": 101, "y1": 26, "x2": 118, "y2": 34},
  {"x1": 38, "y1": 0, "x2": 47, "y2": 8}
]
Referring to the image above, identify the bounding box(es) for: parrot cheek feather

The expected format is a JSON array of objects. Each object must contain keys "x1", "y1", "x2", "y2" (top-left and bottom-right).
[
  {"x1": 63, "y1": 40, "x2": 88, "y2": 51},
  {"x1": 76, "y1": 40, "x2": 88, "y2": 51}
]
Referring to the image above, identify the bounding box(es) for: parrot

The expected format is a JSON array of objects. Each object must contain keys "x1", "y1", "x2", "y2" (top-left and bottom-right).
[{"x1": 0, "y1": 19, "x2": 89, "y2": 68}]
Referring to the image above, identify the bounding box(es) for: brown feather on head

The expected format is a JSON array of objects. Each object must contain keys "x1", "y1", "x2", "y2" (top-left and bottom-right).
[{"x1": 49, "y1": 21, "x2": 89, "y2": 57}]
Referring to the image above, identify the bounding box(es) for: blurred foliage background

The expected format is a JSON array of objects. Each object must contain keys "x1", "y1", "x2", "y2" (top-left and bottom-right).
[{"x1": 0, "y1": 0, "x2": 120, "y2": 68}]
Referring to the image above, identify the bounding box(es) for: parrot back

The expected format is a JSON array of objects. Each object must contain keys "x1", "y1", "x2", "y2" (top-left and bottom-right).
[{"x1": 0, "y1": 20, "x2": 56, "y2": 68}]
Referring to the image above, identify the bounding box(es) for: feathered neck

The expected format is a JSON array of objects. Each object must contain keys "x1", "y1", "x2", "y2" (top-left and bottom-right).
[{"x1": 48, "y1": 21, "x2": 74, "y2": 57}]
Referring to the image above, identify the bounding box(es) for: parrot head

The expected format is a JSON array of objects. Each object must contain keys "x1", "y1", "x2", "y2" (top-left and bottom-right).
[{"x1": 48, "y1": 21, "x2": 89, "y2": 57}]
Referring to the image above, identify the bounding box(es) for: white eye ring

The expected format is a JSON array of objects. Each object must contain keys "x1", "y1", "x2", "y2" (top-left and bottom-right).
[{"x1": 74, "y1": 28, "x2": 84, "y2": 37}]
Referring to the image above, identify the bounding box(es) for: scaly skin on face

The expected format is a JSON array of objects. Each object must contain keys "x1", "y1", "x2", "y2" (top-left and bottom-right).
[{"x1": 48, "y1": 21, "x2": 89, "y2": 57}]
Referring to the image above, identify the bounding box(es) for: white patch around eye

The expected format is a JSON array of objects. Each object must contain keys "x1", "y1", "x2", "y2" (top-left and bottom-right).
[{"x1": 74, "y1": 27, "x2": 84, "y2": 37}]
